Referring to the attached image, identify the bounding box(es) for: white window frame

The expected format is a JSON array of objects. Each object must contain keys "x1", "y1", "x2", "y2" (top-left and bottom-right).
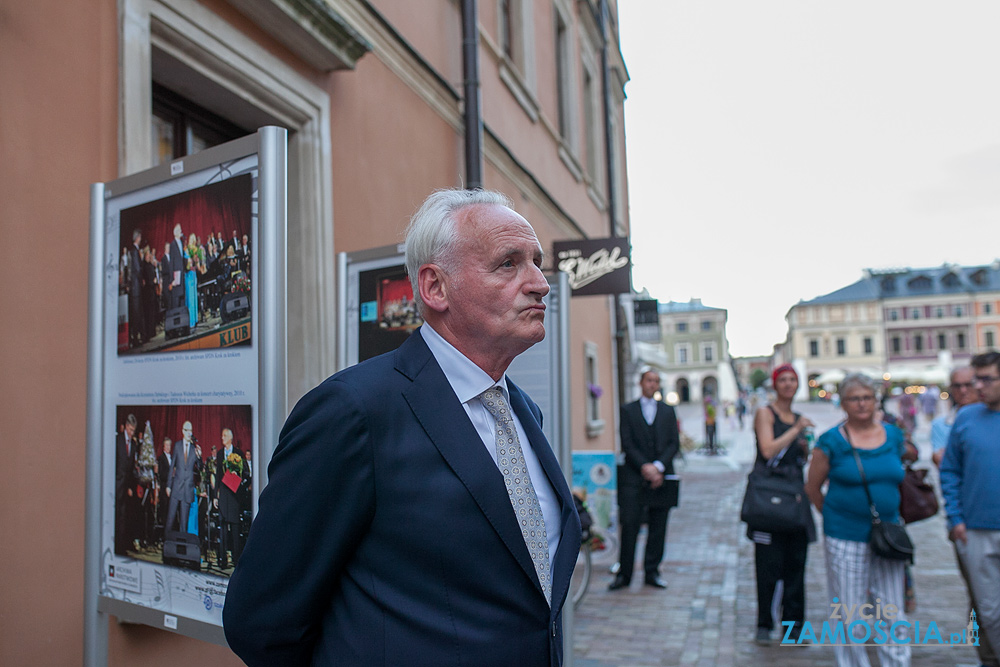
[
  {"x1": 497, "y1": 0, "x2": 539, "y2": 121},
  {"x1": 702, "y1": 342, "x2": 717, "y2": 364},
  {"x1": 121, "y1": 0, "x2": 335, "y2": 406},
  {"x1": 675, "y1": 343, "x2": 691, "y2": 365}
]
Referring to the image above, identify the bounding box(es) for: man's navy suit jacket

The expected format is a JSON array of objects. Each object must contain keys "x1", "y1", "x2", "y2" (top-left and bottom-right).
[
  {"x1": 618, "y1": 399, "x2": 680, "y2": 508},
  {"x1": 224, "y1": 329, "x2": 581, "y2": 666}
]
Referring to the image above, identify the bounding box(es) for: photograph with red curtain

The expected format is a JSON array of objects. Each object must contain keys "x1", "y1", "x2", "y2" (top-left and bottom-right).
[
  {"x1": 118, "y1": 173, "x2": 253, "y2": 355},
  {"x1": 113, "y1": 403, "x2": 252, "y2": 575},
  {"x1": 358, "y1": 264, "x2": 424, "y2": 362}
]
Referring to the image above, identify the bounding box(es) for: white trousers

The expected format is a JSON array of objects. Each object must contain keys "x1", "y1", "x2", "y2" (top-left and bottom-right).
[{"x1": 824, "y1": 536, "x2": 910, "y2": 667}]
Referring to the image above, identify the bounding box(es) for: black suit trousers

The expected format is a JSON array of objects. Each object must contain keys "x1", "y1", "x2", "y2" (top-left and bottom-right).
[{"x1": 617, "y1": 492, "x2": 670, "y2": 582}]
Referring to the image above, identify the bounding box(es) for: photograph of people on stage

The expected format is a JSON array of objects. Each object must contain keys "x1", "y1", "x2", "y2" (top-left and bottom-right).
[
  {"x1": 113, "y1": 404, "x2": 252, "y2": 577},
  {"x1": 117, "y1": 173, "x2": 253, "y2": 355},
  {"x1": 357, "y1": 264, "x2": 424, "y2": 363}
]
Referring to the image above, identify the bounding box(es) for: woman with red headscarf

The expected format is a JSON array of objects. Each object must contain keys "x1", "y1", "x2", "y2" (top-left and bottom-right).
[{"x1": 748, "y1": 364, "x2": 816, "y2": 645}]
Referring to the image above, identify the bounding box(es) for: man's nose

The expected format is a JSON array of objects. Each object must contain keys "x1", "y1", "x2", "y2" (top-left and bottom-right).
[{"x1": 526, "y1": 263, "x2": 550, "y2": 297}]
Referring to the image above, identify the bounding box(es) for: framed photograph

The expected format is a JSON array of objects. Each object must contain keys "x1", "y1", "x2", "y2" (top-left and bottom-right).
[
  {"x1": 112, "y1": 404, "x2": 253, "y2": 579},
  {"x1": 117, "y1": 174, "x2": 253, "y2": 356}
]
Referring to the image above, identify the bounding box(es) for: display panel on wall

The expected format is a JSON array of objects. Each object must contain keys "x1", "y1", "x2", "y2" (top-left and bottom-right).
[{"x1": 89, "y1": 128, "x2": 286, "y2": 645}]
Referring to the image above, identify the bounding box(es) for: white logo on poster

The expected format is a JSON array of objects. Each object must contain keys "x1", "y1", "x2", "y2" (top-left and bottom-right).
[
  {"x1": 107, "y1": 562, "x2": 142, "y2": 594},
  {"x1": 589, "y1": 463, "x2": 612, "y2": 486}
]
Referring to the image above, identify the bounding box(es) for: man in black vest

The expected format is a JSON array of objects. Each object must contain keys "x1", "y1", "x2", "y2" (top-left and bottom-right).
[{"x1": 610, "y1": 369, "x2": 680, "y2": 590}]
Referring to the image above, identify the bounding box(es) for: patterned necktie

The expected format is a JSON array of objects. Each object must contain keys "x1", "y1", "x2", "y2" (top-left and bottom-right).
[{"x1": 480, "y1": 387, "x2": 552, "y2": 605}]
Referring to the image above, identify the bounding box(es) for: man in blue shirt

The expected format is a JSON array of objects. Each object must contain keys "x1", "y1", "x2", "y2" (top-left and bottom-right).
[
  {"x1": 941, "y1": 350, "x2": 1000, "y2": 666},
  {"x1": 931, "y1": 366, "x2": 977, "y2": 467},
  {"x1": 933, "y1": 365, "x2": 994, "y2": 666}
]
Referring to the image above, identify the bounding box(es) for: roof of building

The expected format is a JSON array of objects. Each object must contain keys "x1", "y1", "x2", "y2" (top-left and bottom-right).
[
  {"x1": 798, "y1": 262, "x2": 1000, "y2": 306},
  {"x1": 658, "y1": 298, "x2": 726, "y2": 314}
]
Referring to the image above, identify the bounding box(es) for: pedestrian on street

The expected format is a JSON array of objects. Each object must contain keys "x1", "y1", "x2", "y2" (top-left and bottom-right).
[
  {"x1": 932, "y1": 364, "x2": 995, "y2": 666},
  {"x1": 805, "y1": 373, "x2": 915, "y2": 667},
  {"x1": 941, "y1": 351, "x2": 1000, "y2": 666},
  {"x1": 223, "y1": 188, "x2": 581, "y2": 667},
  {"x1": 704, "y1": 399, "x2": 718, "y2": 455},
  {"x1": 609, "y1": 369, "x2": 679, "y2": 591},
  {"x1": 748, "y1": 364, "x2": 815, "y2": 645}
]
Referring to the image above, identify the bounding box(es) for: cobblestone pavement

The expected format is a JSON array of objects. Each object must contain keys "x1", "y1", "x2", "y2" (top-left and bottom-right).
[{"x1": 571, "y1": 400, "x2": 983, "y2": 667}]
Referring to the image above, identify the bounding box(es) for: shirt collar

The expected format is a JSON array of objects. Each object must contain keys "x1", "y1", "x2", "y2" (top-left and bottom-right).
[{"x1": 420, "y1": 324, "x2": 509, "y2": 404}]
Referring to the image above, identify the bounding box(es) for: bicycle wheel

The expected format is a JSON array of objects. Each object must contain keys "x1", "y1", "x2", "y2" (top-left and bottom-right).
[{"x1": 570, "y1": 540, "x2": 592, "y2": 608}]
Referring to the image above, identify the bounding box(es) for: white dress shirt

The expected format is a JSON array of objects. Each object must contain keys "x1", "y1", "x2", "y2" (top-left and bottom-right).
[{"x1": 420, "y1": 324, "x2": 561, "y2": 563}]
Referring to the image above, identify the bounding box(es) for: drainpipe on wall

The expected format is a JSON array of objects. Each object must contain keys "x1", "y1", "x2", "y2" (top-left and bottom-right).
[
  {"x1": 461, "y1": 0, "x2": 484, "y2": 189},
  {"x1": 597, "y1": 0, "x2": 628, "y2": 409}
]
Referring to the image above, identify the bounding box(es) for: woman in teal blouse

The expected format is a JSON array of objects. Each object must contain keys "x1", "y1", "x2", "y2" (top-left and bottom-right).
[{"x1": 805, "y1": 373, "x2": 914, "y2": 667}]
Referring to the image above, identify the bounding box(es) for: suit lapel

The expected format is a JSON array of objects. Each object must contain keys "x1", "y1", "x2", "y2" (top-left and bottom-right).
[{"x1": 397, "y1": 333, "x2": 542, "y2": 594}]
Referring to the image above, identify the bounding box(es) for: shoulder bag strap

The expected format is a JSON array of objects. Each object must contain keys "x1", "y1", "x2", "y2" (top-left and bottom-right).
[
  {"x1": 843, "y1": 425, "x2": 881, "y2": 523},
  {"x1": 764, "y1": 405, "x2": 792, "y2": 469}
]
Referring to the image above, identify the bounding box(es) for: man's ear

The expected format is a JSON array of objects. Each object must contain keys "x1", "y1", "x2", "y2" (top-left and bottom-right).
[{"x1": 417, "y1": 264, "x2": 449, "y2": 314}]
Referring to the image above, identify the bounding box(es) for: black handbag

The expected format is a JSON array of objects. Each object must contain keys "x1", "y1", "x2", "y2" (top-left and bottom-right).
[
  {"x1": 740, "y1": 462, "x2": 808, "y2": 533},
  {"x1": 848, "y1": 437, "x2": 914, "y2": 563}
]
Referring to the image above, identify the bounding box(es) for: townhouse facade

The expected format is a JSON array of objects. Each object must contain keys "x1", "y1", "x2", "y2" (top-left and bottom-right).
[
  {"x1": 635, "y1": 298, "x2": 738, "y2": 404},
  {"x1": 2, "y1": 1, "x2": 631, "y2": 663},
  {"x1": 782, "y1": 263, "x2": 1000, "y2": 387}
]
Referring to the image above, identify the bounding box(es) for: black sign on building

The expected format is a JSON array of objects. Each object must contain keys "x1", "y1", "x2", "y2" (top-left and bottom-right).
[
  {"x1": 633, "y1": 299, "x2": 661, "y2": 343},
  {"x1": 552, "y1": 237, "x2": 631, "y2": 296}
]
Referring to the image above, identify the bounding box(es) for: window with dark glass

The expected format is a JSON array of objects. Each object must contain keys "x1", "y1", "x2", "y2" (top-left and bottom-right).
[
  {"x1": 958, "y1": 332, "x2": 966, "y2": 349},
  {"x1": 500, "y1": 0, "x2": 515, "y2": 60},
  {"x1": 864, "y1": 337, "x2": 873, "y2": 354},
  {"x1": 892, "y1": 337, "x2": 901, "y2": 354},
  {"x1": 554, "y1": 14, "x2": 570, "y2": 139},
  {"x1": 701, "y1": 321, "x2": 712, "y2": 331},
  {"x1": 836, "y1": 338, "x2": 846, "y2": 356},
  {"x1": 151, "y1": 83, "x2": 249, "y2": 166},
  {"x1": 676, "y1": 322, "x2": 688, "y2": 333},
  {"x1": 914, "y1": 335, "x2": 923, "y2": 352},
  {"x1": 987, "y1": 331, "x2": 996, "y2": 348},
  {"x1": 809, "y1": 340, "x2": 819, "y2": 357},
  {"x1": 938, "y1": 333, "x2": 947, "y2": 350}
]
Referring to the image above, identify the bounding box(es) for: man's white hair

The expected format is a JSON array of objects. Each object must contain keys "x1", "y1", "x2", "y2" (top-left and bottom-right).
[{"x1": 404, "y1": 188, "x2": 513, "y2": 312}]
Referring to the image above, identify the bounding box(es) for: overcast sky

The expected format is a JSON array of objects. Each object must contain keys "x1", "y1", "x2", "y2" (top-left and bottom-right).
[{"x1": 617, "y1": 1, "x2": 1000, "y2": 357}]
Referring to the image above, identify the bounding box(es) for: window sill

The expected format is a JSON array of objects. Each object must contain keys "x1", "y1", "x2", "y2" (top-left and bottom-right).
[{"x1": 499, "y1": 61, "x2": 539, "y2": 123}]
